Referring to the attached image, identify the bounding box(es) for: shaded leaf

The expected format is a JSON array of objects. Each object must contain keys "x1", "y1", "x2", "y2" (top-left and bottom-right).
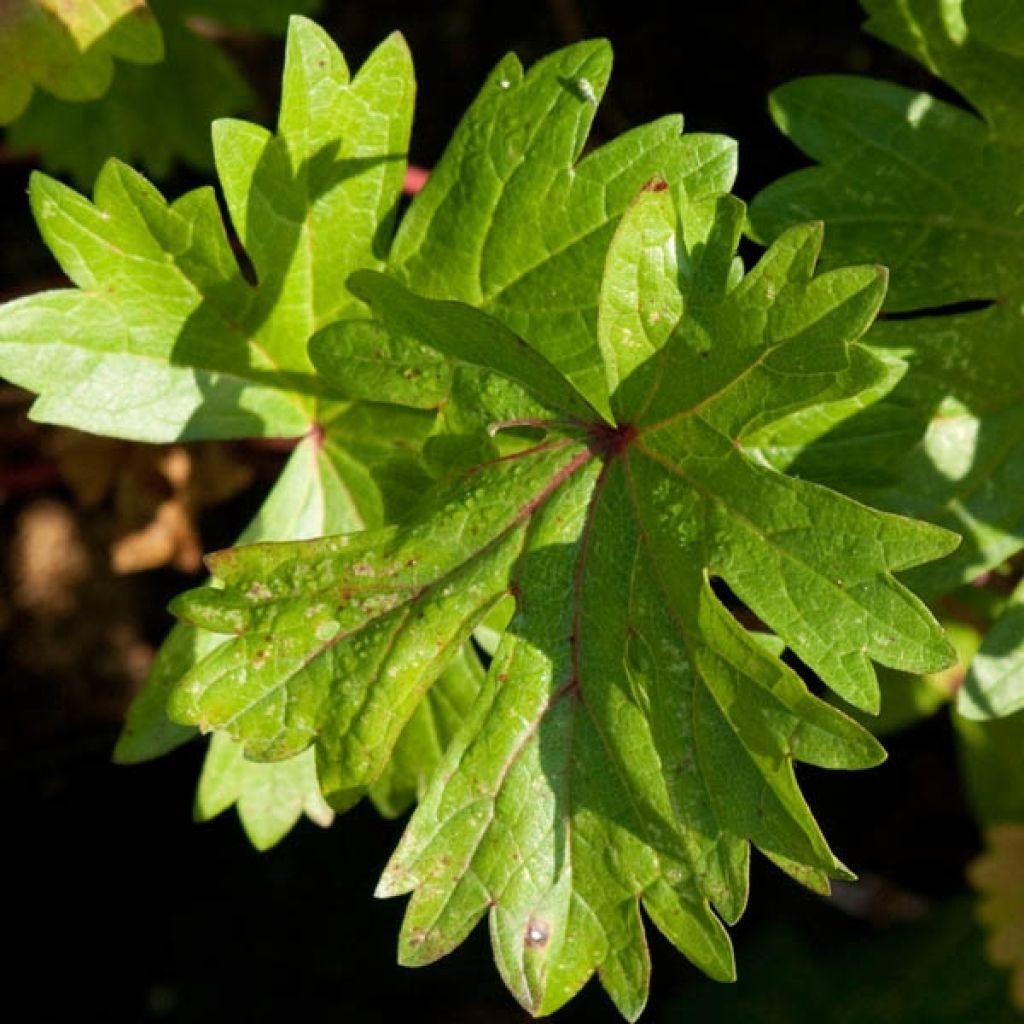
[
  {"x1": 0, "y1": 0, "x2": 163, "y2": 124},
  {"x1": 956, "y1": 707, "x2": 1024, "y2": 826},
  {"x1": 6, "y1": 12, "x2": 251, "y2": 187},
  {"x1": 196, "y1": 731, "x2": 333, "y2": 850},
  {"x1": 749, "y1": 0, "x2": 1024, "y2": 599},
  {"x1": 970, "y1": 825, "x2": 1024, "y2": 1011},
  {"x1": 179, "y1": 0, "x2": 320, "y2": 35},
  {"x1": 961, "y1": 577, "x2": 1024, "y2": 720},
  {"x1": 672, "y1": 899, "x2": 1021, "y2": 1022}
]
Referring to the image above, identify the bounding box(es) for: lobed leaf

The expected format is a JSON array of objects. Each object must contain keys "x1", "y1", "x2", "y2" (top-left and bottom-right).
[
  {"x1": 388, "y1": 40, "x2": 737, "y2": 419},
  {"x1": 115, "y1": 401, "x2": 454, "y2": 839},
  {"x1": 170, "y1": 181, "x2": 956, "y2": 1017}
]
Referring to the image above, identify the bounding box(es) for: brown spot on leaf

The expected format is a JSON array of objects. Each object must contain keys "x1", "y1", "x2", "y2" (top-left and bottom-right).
[{"x1": 642, "y1": 176, "x2": 669, "y2": 193}]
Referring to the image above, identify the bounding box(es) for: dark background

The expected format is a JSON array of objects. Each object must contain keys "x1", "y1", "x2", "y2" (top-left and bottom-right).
[{"x1": 0, "y1": 2, "x2": 994, "y2": 1021}]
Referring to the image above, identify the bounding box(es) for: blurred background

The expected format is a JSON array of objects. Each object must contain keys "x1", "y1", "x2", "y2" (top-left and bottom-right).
[{"x1": 0, "y1": 1, "x2": 1012, "y2": 1020}]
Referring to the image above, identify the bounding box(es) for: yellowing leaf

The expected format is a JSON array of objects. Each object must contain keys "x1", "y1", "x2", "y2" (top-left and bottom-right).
[{"x1": 971, "y1": 825, "x2": 1024, "y2": 1010}]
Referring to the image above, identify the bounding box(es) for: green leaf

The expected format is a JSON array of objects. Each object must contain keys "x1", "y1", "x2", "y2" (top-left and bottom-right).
[
  {"x1": 115, "y1": 423, "x2": 382, "y2": 766},
  {"x1": 838, "y1": 620, "x2": 980, "y2": 738},
  {"x1": 749, "y1": 0, "x2": 1024, "y2": 598},
  {"x1": 960, "y1": 578, "x2": 1024, "y2": 720},
  {"x1": 6, "y1": 12, "x2": 252, "y2": 188},
  {"x1": 0, "y1": 17, "x2": 413, "y2": 441},
  {"x1": 388, "y1": 40, "x2": 737, "y2": 420},
  {"x1": 168, "y1": 183, "x2": 956, "y2": 1018},
  {"x1": 0, "y1": 0, "x2": 163, "y2": 124},
  {"x1": 116, "y1": 402, "x2": 439, "y2": 845},
  {"x1": 368, "y1": 641, "x2": 486, "y2": 818},
  {"x1": 196, "y1": 732, "x2": 333, "y2": 850}
]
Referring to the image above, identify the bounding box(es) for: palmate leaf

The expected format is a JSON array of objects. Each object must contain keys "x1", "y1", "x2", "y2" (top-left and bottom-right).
[
  {"x1": 0, "y1": 0, "x2": 164, "y2": 124},
  {"x1": 0, "y1": 16, "x2": 412, "y2": 441},
  {"x1": 749, "y1": 0, "x2": 1024, "y2": 611},
  {"x1": 170, "y1": 182, "x2": 956, "y2": 1018}
]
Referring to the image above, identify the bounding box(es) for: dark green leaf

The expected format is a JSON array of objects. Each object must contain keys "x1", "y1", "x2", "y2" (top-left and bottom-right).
[
  {"x1": 750, "y1": 0, "x2": 1024, "y2": 598},
  {"x1": 0, "y1": 0, "x2": 163, "y2": 123},
  {"x1": 673, "y1": 900, "x2": 1020, "y2": 1023},
  {"x1": 6, "y1": 14, "x2": 251, "y2": 187}
]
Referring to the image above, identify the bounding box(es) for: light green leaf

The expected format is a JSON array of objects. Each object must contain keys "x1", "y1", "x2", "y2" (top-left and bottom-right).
[
  {"x1": 960, "y1": 578, "x2": 1024, "y2": 720},
  {"x1": 168, "y1": 182, "x2": 955, "y2": 1018},
  {"x1": 0, "y1": 0, "x2": 163, "y2": 124},
  {"x1": 0, "y1": 17, "x2": 413, "y2": 441},
  {"x1": 196, "y1": 732, "x2": 333, "y2": 850},
  {"x1": 116, "y1": 402, "x2": 439, "y2": 843},
  {"x1": 369, "y1": 642, "x2": 486, "y2": 818},
  {"x1": 749, "y1": 0, "x2": 1024, "y2": 598},
  {"x1": 388, "y1": 40, "x2": 737, "y2": 420}
]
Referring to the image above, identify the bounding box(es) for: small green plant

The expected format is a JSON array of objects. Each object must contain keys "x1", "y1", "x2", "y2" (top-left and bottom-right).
[{"x1": 3, "y1": 2, "x2": 1024, "y2": 1018}]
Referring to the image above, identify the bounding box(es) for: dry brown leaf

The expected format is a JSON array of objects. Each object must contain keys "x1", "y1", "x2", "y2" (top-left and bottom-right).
[
  {"x1": 9, "y1": 498, "x2": 90, "y2": 615},
  {"x1": 47, "y1": 430, "x2": 254, "y2": 573},
  {"x1": 969, "y1": 824, "x2": 1024, "y2": 1010}
]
